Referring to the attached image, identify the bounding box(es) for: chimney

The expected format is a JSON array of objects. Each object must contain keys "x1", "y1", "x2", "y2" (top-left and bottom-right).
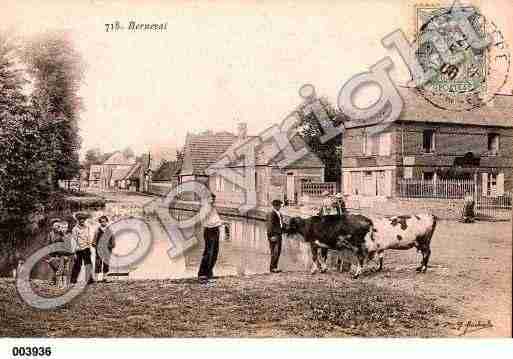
[{"x1": 237, "y1": 122, "x2": 247, "y2": 140}]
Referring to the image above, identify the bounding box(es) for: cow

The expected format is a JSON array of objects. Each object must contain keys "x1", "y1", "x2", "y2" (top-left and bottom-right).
[
  {"x1": 287, "y1": 213, "x2": 437, "y2": 278},
  {"x1": 366, "y1": 213, "x2": 437, "y2": 275},
  {"x1": 286, "y1": 214, "x2": 374, "y2": 277}
]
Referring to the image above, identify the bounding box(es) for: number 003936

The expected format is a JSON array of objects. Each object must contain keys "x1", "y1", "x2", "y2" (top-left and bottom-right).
[{"x1": 11, "y1": 347, "x2": 52, "y2": 357}]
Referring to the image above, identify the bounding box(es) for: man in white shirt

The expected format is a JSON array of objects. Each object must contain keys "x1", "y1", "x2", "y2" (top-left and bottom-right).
[
  {"x1": 266, "y1": 199, "x2": 284, "y2": 273},
  {"x1": 70, "y1": 213, "x2": 94, "y2": 285},
  {"x1": 198, "y1": 194, "x2": 223, "y2": 283}
]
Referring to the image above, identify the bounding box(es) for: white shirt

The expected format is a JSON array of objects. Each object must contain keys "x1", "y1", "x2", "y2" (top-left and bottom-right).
[
  {"x1": 273, "y1": 208, "x2": 283, "y2": 228},
  {"x1": 72, "y1": 224, "x2": 92, "y2": 251},
  {"x1": 204, "y1": 208, "x2": 223, "y2": 228}
]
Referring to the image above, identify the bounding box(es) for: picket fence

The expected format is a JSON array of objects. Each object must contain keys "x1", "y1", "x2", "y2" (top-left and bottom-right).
[
  {"x1": 300, "y1": 182, "x2": 337, "y2": 198},
  {"x1": 398, "y1": 178, "x2": 512, "y2": 220}
]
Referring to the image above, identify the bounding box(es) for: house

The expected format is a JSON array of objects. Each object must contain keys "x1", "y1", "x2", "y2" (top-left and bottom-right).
[
  {"x1": 88, "y1": 151, "x2": 150, "y2": 191},
  {"x1": 341, "y1": 87, "x2": 513, "y2": 198},
  {"x1": 178, "y1": 130, "x2": 238, "y2": 185},
  {"x1": 209, "y1": 123, "x2": 326, "y2": 206}
]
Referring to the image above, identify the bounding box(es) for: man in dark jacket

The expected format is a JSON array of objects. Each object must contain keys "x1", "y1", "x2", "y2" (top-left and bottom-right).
[
  {"x1": 266, "y1": 199, "x2": 284, "y2": 273},
  {"x1": 92, "y1": 215, "x2": 116, "y2": 282}
]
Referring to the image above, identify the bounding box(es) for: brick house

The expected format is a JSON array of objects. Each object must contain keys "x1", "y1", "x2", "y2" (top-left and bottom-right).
[
  {"x1": 210, "y1": 123, "x2": 325, "y2": 206},
  {"x1": 341, "y1": 87, "x2": 513, "y2": 198}
]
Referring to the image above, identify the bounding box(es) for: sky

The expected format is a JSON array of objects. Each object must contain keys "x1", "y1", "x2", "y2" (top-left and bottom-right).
[{"x1": 2, "y1": 0, "x2": 512, "y2": 160}]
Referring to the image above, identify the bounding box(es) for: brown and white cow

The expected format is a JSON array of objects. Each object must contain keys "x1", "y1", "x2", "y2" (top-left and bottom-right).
[
  {"x1": 358, "y1": 213, "x2": 438, "y2": 277},
  {"x1": 287, "y1": 213, "x2": 437, "y2": 278}
]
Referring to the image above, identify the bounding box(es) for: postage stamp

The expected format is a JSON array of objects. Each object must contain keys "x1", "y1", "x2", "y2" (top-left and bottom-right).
[{"x1": 414, "y1": 2, "x2": 511, "y2": 110}]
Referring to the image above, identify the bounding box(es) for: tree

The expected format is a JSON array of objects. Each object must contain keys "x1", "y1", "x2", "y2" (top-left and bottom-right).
[
  {"x1": 1, "y1": 33, "x2": 51, "y2": 227},
  {"x1": 296, "y1": 97, "x2": 345, "y2": 185},
  {"x1": 0, "y1": 35, "x2": 28, "y2": 115},
  {"x1": 22, "y1": 30, "x2": 84, "y2": 186},
  {"x1": 82, "y1": 147, "x2": 103, "y2": 173}
]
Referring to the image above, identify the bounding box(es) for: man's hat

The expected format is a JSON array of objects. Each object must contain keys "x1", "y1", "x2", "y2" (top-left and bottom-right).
[
  {"x1": 97, "y1": 215, "x2": 109, "y2": 222},
  {"x1": 271, "y1": 199, "x2": 283, "y2": 206},
  {"x1": 75, "y1": 212, "x2": 90, "y2": 220},
  {"x1": 49, "y1": 217, "x2": 62, "y2": 226},
  {"x1": 321, "y1": 190, "x2": 330, "y2": 197}
]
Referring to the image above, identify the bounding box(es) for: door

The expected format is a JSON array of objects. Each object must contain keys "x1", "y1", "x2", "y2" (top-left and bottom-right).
[
  {"x1": 286, "y1": 173, "x2": 295, "y2": 204},
  {"x1": 363, "y1": 171, "x2": 375, "y2": 196},
  {"x1": 376, "y1": 171, "x2": 386, "y2": 196}
]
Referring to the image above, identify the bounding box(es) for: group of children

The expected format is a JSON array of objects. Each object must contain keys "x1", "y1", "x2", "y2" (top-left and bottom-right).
[{"x1": 45, "y1": 213, "x2": 115, "y2": 287}]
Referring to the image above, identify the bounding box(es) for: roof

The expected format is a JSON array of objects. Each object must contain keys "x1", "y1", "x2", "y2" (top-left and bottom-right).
[
  {"x1": 124, "y1": 163, "x2": 142, "y2": 180},
  {"x1": 347, "y1": 87, "x2": 513, "y2": 129},
  {"x1": 110, "y1": 166, "x2": 133, "y2": 181},
  {"x1": 153, "y1": 160, "x2": 181, "y2": 181},
  {"x1": 103, "y1": 151, "x2": 136, "y2": 165},
  {"x1": 215, "y1": 134, "x2": 325, "y2": 169},
  {"x1": 180, "y1": 131, "x2": 237, "y2": 176}
]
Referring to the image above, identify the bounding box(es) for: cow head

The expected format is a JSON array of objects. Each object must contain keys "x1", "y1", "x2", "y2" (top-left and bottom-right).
[{"x1": 285, "y1": 216, "x2": 306, "y2": 236}]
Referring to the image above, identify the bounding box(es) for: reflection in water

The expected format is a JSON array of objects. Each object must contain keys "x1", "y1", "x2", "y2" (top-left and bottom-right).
[{"x1": 81, "y1": 203, "x2": 312, "y2": 280}]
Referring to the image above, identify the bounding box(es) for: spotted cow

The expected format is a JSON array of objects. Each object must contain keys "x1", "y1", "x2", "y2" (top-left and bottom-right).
[{"x1": 362, "y1": 214, "x2": 438, "y2": 276}]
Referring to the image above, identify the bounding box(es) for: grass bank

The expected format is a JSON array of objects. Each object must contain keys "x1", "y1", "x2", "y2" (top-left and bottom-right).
[{"x1": 0, "y1": 272, "x2": 450, "y2": 337}]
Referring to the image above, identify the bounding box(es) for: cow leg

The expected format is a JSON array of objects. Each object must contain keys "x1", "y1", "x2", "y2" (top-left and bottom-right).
[
  {"x1": 353, "y1": 255, "x2": 365, "y2": 279},
  {"x1": 377, "y1": 251, "x2": 384, "y2": 272},
  {"x1": 417, "y1": 247, "x2": 431, "y2": 273},
  {"x1": 319, "y1": 248, "x2": 328, "y2": 273},
  {"x1": 336, "y1": 253, "x2": 343, "y2": 272},
  {"x1": 310, "y1": 245, "x2": 320, "y2": 274}
]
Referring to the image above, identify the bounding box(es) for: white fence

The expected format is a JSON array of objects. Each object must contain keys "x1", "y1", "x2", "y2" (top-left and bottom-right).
[
  {"x1": 398, "y1": 178, "x2": 511, "y2": 220},
  {"x1": 300, "y1": 182, "x2": 337, "y2": 198},
  {"x1": 398, "y1": 178, "x2": 475, "y2": 199}
]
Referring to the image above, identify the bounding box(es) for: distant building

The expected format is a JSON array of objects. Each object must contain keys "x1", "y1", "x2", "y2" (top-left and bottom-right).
[
  {"x1": 180, "y1": 123, "x2": 324, "y2": 206},
  {"x1": 88, "y1": 151, "x2": 150, "y2": 191},
  {"x1": 341, "y1": 87, "x2": 513, "y2": 198},
  {"x1": 148, "y1": 159, "x2": 182, "y2": 196}
]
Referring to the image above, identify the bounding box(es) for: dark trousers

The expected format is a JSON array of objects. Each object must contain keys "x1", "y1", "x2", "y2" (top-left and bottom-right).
[
  {"x1": 198, "y1": 227, "x2": 220, "y2": 279},
  {"x1": 70, "y1": 248, "x2": 92, "y2": 283},
  {"x1": 268, "y1": 236, "x2": 282, "y2": 271},
  {"x1": 95, "y1": 248, "x2": 112, "y2": 274}
]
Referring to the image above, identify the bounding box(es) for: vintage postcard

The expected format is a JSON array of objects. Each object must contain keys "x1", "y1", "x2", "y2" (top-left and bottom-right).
[{"x1": 1, "y1": 0, "x2": 512, "y2": 354}]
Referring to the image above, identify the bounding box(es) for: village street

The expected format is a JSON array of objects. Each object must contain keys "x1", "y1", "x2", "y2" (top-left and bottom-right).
[{"x1": 1, "y1": 189, "x2": 510, "y2": 337}]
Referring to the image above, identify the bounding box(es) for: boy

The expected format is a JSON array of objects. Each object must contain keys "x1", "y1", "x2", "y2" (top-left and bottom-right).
[
  {"x1": 92, "y1": 215, "x2": 116, "y2": 282},
  {"x1": 70, "y1": 213, "x2": 94, "y2": 285},
  {"x1": 198, "y1": 194, "x2": 222, "y2": 284}
]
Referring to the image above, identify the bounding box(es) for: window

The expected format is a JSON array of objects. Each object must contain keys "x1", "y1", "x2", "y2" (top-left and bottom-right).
[
  {"x1": 423, "y1": 171, "x2": 434, "y2": 181},
  {"x1": 350, "y1": 172, "x2": 362, "y2": 195},
  {"x1": 379, "y1": 132, "x2": 392, "y2": 156},
  {"x1": 423, "y1": 130, "x2": 435, "y2": 153},
  {"x1": 215, "y1": 175, "x2": 224, "y2": 191},
  {"x1": 403, "y1": 167, "x2": 413, "y2": 179},
  {"x1": 482, "y1": 173, "x2": 504, "y2": 197},
  {"x1": 362, "y1": 132, "x2": 374, "y2": 156},
  {"x1": 488, "y1": 133, "x2": 499, "y2": 155},
  {"x1": 488, "y1": 173, "x2": 497, "y2": 196}
]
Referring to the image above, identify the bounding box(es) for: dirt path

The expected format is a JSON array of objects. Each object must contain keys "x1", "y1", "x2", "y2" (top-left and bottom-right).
[{"x1": 359, "y1": 219, "x2": 512, "y2": 337}]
